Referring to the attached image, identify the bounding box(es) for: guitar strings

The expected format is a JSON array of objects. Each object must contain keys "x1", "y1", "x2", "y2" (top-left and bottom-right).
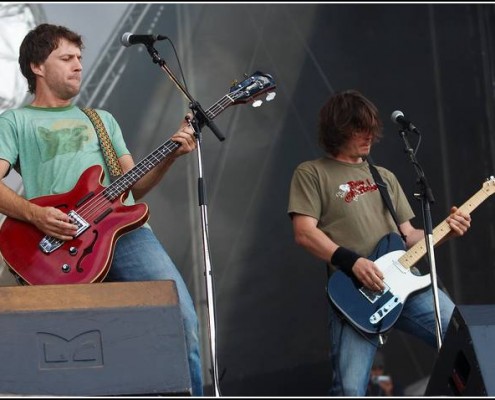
[
  {"x1": 72, "y1": 94, "x2": 237, "y2": 221},
  {"x1": 74, "y1": 140, "x2": 179, "y2": 222}
]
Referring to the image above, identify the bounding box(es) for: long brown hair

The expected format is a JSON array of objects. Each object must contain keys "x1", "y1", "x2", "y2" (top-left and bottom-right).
[{"x1": 318, "y1": 90, "x2": 383, "y2": 156}]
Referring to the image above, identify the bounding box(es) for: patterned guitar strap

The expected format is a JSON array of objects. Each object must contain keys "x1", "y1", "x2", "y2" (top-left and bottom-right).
[{"x1": 80, "y1": 107, "x2": 123, "y2": 181}]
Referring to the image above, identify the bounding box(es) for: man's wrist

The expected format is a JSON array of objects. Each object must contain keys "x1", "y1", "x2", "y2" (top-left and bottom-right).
[{"x1": 331, "y1": 246, "x2": 361, "y2": 274}]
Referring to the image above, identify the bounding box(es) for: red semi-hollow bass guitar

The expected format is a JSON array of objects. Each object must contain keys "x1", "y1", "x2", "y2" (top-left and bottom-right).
[{"x1": 0, "y1": 71, "x2": 276, "y2": 285}]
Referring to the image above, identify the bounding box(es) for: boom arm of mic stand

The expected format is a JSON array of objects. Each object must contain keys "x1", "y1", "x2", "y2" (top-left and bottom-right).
[
  {"x1": 145, "y1": 44, "x2": 225, "y2": 142},
  {"x1": 399, "y1": 129, "x2": 443, "y2": 350},
  {"x1": 190, "y1": 101, "x2": 225, "y2": 142}
]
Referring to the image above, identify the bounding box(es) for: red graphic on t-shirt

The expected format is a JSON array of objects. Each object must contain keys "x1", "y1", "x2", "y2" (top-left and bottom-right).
[{"x1": 336, "y1": 179, "x2": 378, "y2": 202}]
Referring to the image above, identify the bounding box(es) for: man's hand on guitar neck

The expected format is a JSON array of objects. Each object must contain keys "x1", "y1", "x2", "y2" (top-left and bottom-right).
[
  {"x1": 170, "y1": 113, "x2": 197, "y2": 158},
  {"x1": 433, "y1": 206, "x2": 471, "y2": 247},
  {"x1": 445, "y1": 206, "x2": 471, "y2": 238}
]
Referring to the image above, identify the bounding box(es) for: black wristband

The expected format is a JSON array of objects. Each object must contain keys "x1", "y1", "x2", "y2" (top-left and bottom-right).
[{"x1": 331, "y1": 247, "x2": 361, "y2": 274}]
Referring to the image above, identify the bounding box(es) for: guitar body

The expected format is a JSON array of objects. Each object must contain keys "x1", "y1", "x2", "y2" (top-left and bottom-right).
[
  {"x1": 327, "y1": 233, "x2": 431, "y2": 334},
  {"x1": 0, "y1": 165, "x2": 149, "y2": 285},
  {"x1": 327, "y1": 178, "x2": 495, "y2": 334}
]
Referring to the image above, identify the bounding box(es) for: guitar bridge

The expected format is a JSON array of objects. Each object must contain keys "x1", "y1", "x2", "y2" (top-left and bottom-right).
[
  {"x1": 39, "y1": 211, "x2": 90, "y2": 254},
  {"x1": 359, "y1": 282, "x2": 390, "y2": 304}
]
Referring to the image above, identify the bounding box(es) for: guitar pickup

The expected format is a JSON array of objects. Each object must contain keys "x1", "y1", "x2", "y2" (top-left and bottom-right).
[{"x1": 39, "y1": 211, "x2": 90, "y2": 254}]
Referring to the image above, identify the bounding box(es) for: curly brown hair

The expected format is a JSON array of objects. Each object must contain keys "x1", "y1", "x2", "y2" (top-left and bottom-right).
[
  {"x1": 318, "y1": 90, "x2": 383, "y2": 156},
  {"x1": 19, "y1": 23, "x2": 84, "y2": 94}
]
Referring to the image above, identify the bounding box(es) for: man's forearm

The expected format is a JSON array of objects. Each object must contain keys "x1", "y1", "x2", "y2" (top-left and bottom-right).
[
  {"x1": 131, "y1": 156, "x2": 177, "y2": 200},
  {"x1": 0, "y1": 182, "x2": 34, "y2": 222}
]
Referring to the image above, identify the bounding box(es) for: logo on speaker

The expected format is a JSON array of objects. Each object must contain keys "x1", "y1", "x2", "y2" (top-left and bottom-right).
[{"x1": 37, "y1": 330, "x2": 103, "y2": 369}]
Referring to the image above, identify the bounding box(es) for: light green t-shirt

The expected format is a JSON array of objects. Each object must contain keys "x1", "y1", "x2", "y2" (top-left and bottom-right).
[
  {"x1": 0, "y1": 105, "x2": 136, "y2": 206},
  {"x1": 288, "y1": 156, "x2": 415, "y2": 267}
]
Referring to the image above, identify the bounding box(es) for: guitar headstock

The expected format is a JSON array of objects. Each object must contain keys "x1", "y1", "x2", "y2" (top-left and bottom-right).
[
  {"x1": 483, "y1": 175, "x2": 495, "y2": 195},
  {"x1": 229, "y1": 71, "x2": 276, "y2": 107}
]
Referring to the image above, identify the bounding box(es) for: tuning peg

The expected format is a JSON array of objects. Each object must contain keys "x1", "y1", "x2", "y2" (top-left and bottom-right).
[
  {"x1": 266, "y1": 92, "x2": 276, "y2": 102},
  {"x1": 252, "y1": 100, "x2": 263, "y2": 108},
  {"x1": 231, "y1": 79, "x2": 239, "y2": 87}
]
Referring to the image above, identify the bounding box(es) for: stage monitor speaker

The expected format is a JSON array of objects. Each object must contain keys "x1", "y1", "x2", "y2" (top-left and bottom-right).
[
  {"x1": 425, "y1": 304, "x2": 495, "y2": 396},
  {"x1": 0, "y1": 281, "x2": 191, "y2": 396}
]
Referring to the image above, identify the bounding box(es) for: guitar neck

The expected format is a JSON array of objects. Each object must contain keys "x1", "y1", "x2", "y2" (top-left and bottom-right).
[
  {"x1": 103, "y1": 94, "x2": 236, "y2": 199},
  {"x1": 99, "y1": 71, "x2": 276, "y2": 199},
  {"x1": 105, "y1": 139, "x2": 179, "y2": 199},
  {"x1": 399, "y1": 185, "x2": 491, "y2": 269}
]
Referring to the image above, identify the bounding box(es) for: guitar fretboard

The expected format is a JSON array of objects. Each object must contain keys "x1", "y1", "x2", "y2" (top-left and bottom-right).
[
  {"x1": 103, "y1": 140, "x2": 180, "y2": 200},
  {"x1": 102, "y1": 94, "x2": 237, "y2": 200},
  {"x1": 399, "y1": 181, "x2": 494, "y2": 269}
]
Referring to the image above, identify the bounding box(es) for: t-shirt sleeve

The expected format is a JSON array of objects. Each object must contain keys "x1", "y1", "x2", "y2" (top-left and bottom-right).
[
  {"x1": 287, "y1": 164, "x2": 321, "y2": 219},
  {"x1": 0, "y1": 111, "x2": 20, "y2": 168}
]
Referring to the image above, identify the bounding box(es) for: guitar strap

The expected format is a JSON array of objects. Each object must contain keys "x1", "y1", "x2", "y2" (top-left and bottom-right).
[
  {"x1": 80, "y1": 107, "x2": 123, "y2": 180},
  {"x1": 366, "y1": 156, "x2": 407, "y2": 243}
]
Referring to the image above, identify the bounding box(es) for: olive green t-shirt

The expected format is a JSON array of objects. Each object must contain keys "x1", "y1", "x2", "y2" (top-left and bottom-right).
[{"x1": 288, "y1": 157, "x2": 415, "y2": 269}]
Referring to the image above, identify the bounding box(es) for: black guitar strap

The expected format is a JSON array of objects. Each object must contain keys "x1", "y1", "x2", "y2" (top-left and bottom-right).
[{"x1": 366, "y1": 156, "x2": 407, "y2": 243}]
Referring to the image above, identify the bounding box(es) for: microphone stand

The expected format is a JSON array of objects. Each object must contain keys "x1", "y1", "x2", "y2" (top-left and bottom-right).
[
  {"x1": 144, "y1": 42, "x2": 224, "y2": 396},
  {"x1": 398, "y1": 128, "x2": 443, "y2": 351}
]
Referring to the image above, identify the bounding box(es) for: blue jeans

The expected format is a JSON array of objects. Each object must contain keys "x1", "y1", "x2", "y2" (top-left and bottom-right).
[
  {"x1": 105, "y1": 227, "x2": 203, "y2": 396},
  {"x1": 328, "y1": 286, "x2": 455, "y2": 396}
]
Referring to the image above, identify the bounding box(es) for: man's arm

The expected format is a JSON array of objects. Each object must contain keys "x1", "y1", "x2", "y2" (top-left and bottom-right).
[
  {"x1": 0, "y1": 159, "x2": 77, "y2": 240},
  {"x1": 399, "y1": 206, "x2": 471, "y2": 249},
  {"x1": 398, "y1": 220, "x2": 424, "y2": 249},
  {"x1": 292, "y1": 213, "x2": 338, "y2": 261},
  {"x1": 292, "y1": 213, "x2": 385, "y2": 290},
  {"x1": 292, "y1": 198, "x2": 470, "y2": 291},
  {"x1": 125, "y1": 114, "x2": 197, "y2": 201}
]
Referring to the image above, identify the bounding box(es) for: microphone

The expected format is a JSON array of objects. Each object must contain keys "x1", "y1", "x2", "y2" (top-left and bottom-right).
[
  {"x1": 390, "y1": 110, "x2": 420, "y2": 134},
  {"x1": 121, "y1": 32, "x2": 167, "y2": 47}
]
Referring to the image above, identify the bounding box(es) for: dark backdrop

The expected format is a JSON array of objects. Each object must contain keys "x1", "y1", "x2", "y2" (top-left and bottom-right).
[{"x1": 96, "y1": 3, "x2": 495, "y2": 395}]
